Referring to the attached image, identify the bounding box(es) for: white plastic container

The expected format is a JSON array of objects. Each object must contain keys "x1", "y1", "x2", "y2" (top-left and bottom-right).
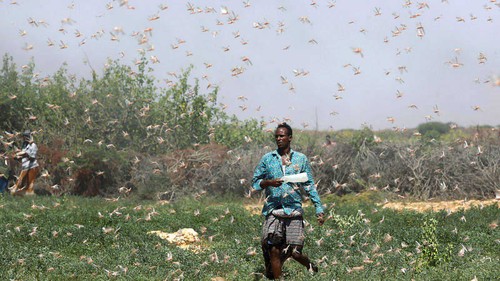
[{"x1": 282, "y1": 173, "x2": 308, "y2": 183}]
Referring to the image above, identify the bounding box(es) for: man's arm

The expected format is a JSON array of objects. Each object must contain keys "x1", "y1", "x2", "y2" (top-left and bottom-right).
[
  {"x1": 252, "y1": 156, "x2": 284, "y2": 190},
  {"x1": 302, "y1": 157, "x2": 325, "y2": 224}
]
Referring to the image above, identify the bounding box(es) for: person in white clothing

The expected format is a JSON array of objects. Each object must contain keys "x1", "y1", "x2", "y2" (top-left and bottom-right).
[{"x1": 11, "y1": 130, "x2": 39, "y2": 196}]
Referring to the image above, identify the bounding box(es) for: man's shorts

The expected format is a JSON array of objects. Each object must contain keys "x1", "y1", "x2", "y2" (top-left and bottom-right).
[{"x1": 261, "y1": 212, "x2": 305, "y2": 246}]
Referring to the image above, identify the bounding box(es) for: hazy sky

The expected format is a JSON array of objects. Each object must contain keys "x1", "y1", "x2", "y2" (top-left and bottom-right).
[{"x1": 1, "y1": 0, "x2": 499, "y2": 130}]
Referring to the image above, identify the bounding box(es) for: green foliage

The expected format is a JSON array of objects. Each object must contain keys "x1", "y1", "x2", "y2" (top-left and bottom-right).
[
  {"x1": 328, "y1": 208, "x2": 364, "y2": 230},
  {"x1": 0, "y1": 55, "x2": 22, "y2": 130},
  {"x1": 350, "y1": 126, "x2": 375, "y2": 150},
  {"x1": 416, "y1": 216, "x2": 453, "y2": 269},
  {"x1": 1, "y1": 195, "x2": 498, "y2": 280},
  {"x1": 0, "y1": 55, "x2": 267, "y2": 196},
  {"x1": 0, "y1": 56, "x2": 267, "y2": 155},
  {"x1": 417, "y1": 122, "x2": 451, "y2": 142},
  {"x1": 212, "y1": 116, "x2": 267, "y2": 148},
  {"x1": 440, "y1": 128, "x2": 469, "y2": 143}
]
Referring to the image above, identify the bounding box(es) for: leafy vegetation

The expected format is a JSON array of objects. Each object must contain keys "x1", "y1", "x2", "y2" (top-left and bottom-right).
[
  {"x1": 0, "y1": 54, "x2": 267, "y2": 197},
  {"x1": 416, "y1": 215, "x2": 453, "y2": 269},
  {"x1": 0, "y1": 194, "x2": 498, "y2": 280},
  {"x1": 417, "y1": 122, "x2": 451, "y2": 141}
]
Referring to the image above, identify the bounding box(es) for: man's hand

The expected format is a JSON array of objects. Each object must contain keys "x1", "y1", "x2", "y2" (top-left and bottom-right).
[
  {"x1": 260, "y1": 178, "x2": 284, "y2": 188},
  {"x1": 268, "y1": 178, "x2": 284, "y2": 187},
  {"x1": 317, "y1": 213, "x2": 325, "y2": 226}
]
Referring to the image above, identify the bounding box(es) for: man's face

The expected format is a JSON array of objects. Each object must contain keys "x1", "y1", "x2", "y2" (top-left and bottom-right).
[{"x1": 275, "y1": 127, "x2": 292, "y2": 149}]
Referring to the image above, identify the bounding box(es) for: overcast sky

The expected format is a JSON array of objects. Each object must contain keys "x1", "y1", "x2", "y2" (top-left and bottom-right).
[{"x1": 1, "y1": 0, "x2": 499, "y2": 131}]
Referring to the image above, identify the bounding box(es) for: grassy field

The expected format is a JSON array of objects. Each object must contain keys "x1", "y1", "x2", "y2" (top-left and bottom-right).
[{"x1": 0, "y1": 192, "x2": 499, "y2": 281}]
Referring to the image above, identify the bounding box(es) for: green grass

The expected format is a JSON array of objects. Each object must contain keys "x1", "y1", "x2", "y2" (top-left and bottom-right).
[{"x1": 0, "y1": 193, "x2": 499, "y2": 280}]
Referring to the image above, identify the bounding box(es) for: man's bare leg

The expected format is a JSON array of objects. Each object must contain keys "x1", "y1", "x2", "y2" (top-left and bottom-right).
[
  {"x1": 261, "y1": 240, "x2": 274, "y2": 278},
  {"x1": 11, "y1": 170, "x2": 28, "y2": 195},
  {"x1": 291, "y1": 246, "x2": 318, "y2": 272},
  {"x1": 270, "y1": 246, "x2": 283, "y2": 279},
  {"x1": 24, "y1": 168, "x2": 38, "y2": 195}
]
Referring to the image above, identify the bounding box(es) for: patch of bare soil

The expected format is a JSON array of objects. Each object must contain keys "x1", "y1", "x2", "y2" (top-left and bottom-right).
[
  {"x1": 243, "y1": 201, "x2": 314, "y2": 215},
  {"x1": 148, "y1": 228, "x2": 202, "y2": 252},
  {"x1": 244, "y1": 199, "x2": 500, "y2": 214},
  {"x1": 244, "y1": 203, "x2": 262, "y2": 215},
  {"x1": 382, "y1": 199, "x2": 500, "y2": 213}
]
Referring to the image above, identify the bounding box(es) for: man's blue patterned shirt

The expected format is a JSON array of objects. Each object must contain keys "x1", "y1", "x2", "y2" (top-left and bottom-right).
[{"x1": 252, "y1": 149, "x2": 324, "y2": 216}]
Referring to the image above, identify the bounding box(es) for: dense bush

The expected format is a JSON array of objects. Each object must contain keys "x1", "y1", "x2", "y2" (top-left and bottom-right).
[
  {"x1": 1, "y1": 53, "x2": 499, "y2": 201},
  {"x1": 309, "y1": 139, "x2": 499, "y2": 200},
  {"x1": 417, "y1": 122, "x2": 451, "y2": 141},
  {"x1": 0, "y1": 54, "x2": 267, "y2": 197}
]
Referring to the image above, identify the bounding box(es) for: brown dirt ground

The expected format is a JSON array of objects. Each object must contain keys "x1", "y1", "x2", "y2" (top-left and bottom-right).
[
  {"x1": 243, "y1": 200, "x2": 500, "y2": 214},
  {"x1": 382, "y1": 199, "x2": 500, "y2": 213}
]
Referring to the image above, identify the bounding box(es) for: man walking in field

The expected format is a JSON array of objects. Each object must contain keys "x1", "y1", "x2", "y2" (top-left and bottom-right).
[{"x1": 252, "y1": 122, "x2": 325, "y2": 279}]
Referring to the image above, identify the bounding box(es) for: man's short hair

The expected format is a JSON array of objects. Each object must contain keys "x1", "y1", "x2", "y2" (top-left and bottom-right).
[{"x1": 276, "y1": 122, "x2": 293, "y2": 136}]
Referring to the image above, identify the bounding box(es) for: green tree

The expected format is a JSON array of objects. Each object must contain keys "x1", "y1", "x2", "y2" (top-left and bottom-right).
[
  {"x1": 351, "y1": 126, "x2": 375, "y2": 150},
  {"x1": 417, "y1": 122, "x2": 450, "y2": 142}
]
